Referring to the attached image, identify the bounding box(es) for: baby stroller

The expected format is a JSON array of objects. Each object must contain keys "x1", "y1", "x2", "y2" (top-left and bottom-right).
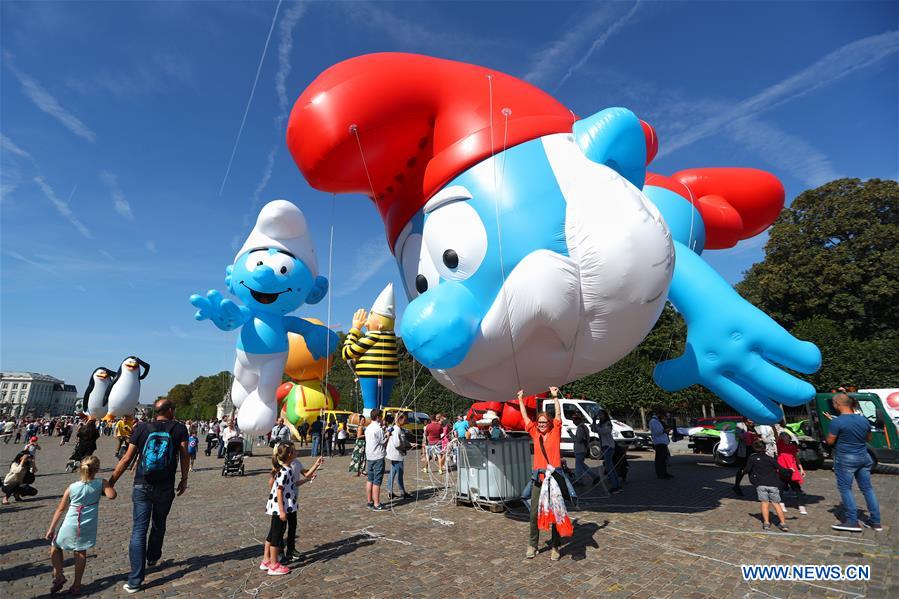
[
  {"x1": 65, "y1": 443, "x2": 95, "y2": 473},
  {"x1": 221, "y1": 437, "x2": 245, "y2": 476}
]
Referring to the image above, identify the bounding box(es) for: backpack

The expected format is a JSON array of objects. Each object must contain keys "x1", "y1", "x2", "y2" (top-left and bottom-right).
[{"x1": 141, "y1": 421, "x2": 176, "y2": 483}]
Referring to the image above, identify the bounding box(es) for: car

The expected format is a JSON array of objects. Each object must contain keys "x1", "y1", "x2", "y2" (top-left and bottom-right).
[
  {"x1": 631, "y1": 431, "x2": 654, "y2": 451},
  {"x1": 687, "y1": 417, "x2": 746, "y2": 455}
]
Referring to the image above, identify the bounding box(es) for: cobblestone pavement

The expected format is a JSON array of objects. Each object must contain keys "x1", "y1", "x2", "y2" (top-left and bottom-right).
[{"x1": 1, "y1": 436, "x2": 896, "y2": 598}]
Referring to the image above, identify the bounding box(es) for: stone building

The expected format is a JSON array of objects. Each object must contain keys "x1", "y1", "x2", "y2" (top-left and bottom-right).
[{"x1": 0, "y1": 372, "x2": 78, "y2": 417}]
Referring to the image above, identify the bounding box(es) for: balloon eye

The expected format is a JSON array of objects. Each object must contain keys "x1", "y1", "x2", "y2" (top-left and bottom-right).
[
  {"x1": 442, "y1": 249, "x2": 459, "y2": 269},
  {"x1": 415, "y1": 274, "x2": 428, "y2": 294},
  {"x1": 256, "y1": 261, "x2": 263, "y2": 266},
  {"x1": 280, "y1": 266, "x2": 287, "y2": 274}
]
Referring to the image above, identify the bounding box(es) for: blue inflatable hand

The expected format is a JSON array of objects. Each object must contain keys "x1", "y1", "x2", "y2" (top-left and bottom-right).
[
  {"x1": 189, "y1": 290, "x2": 247, "y2": 332},
  {"x1": 655, "y1": 245, "x2": 821, "y2": 423},
  {"x1": 306, "y1": 326, "x2": 339, "y2": 361}
]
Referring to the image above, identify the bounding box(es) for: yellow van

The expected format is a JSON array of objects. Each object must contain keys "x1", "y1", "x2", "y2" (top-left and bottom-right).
[{"x1": 382, "y1": 407, "x2": 429, "y2": 441}]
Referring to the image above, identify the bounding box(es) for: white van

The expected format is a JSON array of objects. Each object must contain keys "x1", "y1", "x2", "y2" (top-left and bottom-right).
[{"x1": 540, "y1": 398, "x2": 636, "y2": 458}]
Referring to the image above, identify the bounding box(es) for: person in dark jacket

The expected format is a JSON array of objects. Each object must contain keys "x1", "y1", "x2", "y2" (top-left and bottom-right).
[
  {"x1": 66, "y1": 418, "x2": 99, "y2": 470},
  {"x1": 744, "y1": 439, "x2": 791, "y2": 531},
  {"x1": 571, "y1": 413, "x2": 594, "y2": 487}
]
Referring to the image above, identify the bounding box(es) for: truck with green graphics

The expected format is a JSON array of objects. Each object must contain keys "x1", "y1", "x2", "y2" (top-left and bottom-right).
[{"x1": 811, "y1": 392, "x2": 899, "y2": 468}]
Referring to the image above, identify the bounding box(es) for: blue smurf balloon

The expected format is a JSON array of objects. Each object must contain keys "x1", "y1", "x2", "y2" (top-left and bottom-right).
[{"x1": 190, "y1": 200, "x2": 338, "y2": 433}]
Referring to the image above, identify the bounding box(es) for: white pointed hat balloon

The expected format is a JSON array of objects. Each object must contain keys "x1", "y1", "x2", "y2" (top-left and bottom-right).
[
  {"x1": 371, "y1": 283, "x2": 395, "y2": 319},
  {"x1": 236, "y1": 199, "x2": 319, "y2": 276}
]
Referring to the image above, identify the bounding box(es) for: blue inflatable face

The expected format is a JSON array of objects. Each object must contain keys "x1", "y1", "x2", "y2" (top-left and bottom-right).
[
  {"x1": 228, "y1": 248, "x2": 316, "y2": 315},
  {"x1": 396, "y1": 138, "x2": 568, "y2": 368},
  {"x1": 395, "y1": 124, "x2": 674, "y2": 403}
]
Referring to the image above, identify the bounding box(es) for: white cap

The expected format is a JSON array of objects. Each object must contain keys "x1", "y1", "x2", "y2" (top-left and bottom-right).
[
  {"x1": 371, "y1": 283, "x2": 395, "y2": 319},
  {"x1": 236, "y1": 200, "x2": 318, "y2": 276}
]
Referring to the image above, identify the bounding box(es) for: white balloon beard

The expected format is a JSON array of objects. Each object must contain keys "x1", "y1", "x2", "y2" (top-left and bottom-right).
[{"x1": 431, "y1": 133, "x2": 675, "y2": 402}]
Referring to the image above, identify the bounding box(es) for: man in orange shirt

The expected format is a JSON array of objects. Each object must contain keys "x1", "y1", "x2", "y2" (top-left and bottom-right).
[{"x1": 519, "y1": 386, "x2": 564, "y2": 561}]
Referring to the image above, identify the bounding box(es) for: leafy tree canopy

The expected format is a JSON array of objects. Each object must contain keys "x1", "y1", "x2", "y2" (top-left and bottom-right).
[{"x1": 738, "y1": 178, "x2": 898, "y2": 340}]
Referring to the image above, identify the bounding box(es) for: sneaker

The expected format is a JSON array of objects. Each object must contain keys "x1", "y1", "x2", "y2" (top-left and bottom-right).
[
  {"x1": 122, "y1": 583, "x2": 141, "y2": 594},
  {"x1": 732, "y1": 485, "x2": 744, "y2": 496},
  {"x1": 798, "y1": 506, "x2": 807, "y2": 515},
  {"x1": 367, "y1": 501, "x2": 374, "y2": 509},
  {"x1": 421, "y1": 467, "x2": 429, "y2": 473},
  {"x1": 861, "y1": 521, "x2": 884, "y2": 532},
  {"x1": 267, "y1": 564, "x2": 290, "y2": 576},
  {"x1": 610, "y1": 487, "x2": 623, "y2": 494},
  {"x1": 525, "y1": 546, "x2": 537, "y2": 559},
  {"x1": 762, "y1": 523, "x2": 771, "y2": 531},
  {"x1": 438, "y1": 469, "x2": 444, "y2": 475},
  {"x1": 259, "y1": 560, "x2": 271, "y2": 571},
  {"x1": 831, "y1": 522, "x2": 863, "y2": 532},
  {"x1": 371, "y1": 504, "x2": 386, "y2": 511},
  {"x1": 146, "y1": 560, "x2": 158, "y2": 569},
  {"x1": 776, "y1": 524, "x2": 789, "y2": 532},
  {"x1": 550, "y1": 548, "x2": 561, "y2": 561}
]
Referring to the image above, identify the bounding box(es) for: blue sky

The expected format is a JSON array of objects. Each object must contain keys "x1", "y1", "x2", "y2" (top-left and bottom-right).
[{"x1": 1, "y1": 1, "x2": 896, "y2": 404}]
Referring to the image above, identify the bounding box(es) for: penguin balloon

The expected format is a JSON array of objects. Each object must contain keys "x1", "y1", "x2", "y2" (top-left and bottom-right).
[
  {"x1": 84, "y1": 367, "x2": 116, "y2": 418},
  {"x1": 104, "y1": 356, "x2": 150, "y2": 417}
]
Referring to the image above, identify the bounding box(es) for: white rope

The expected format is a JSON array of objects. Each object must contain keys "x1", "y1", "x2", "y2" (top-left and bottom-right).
[
  {"x1": 219, "y1": 0, "x2": 283, "y2": 196},
  {"x1": 486, "y1": 74, "x2": 522, "y2": 391},
  {"x1": 324, "y1": 194, "x2": 336, "y2": 397}
]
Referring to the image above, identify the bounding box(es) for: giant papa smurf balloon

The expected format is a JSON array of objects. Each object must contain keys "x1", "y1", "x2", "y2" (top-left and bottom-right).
[
  {"x1": 104, "y1": 356, "x2": 150, "y2": 417},
  {"x1": 190, "y1": 200, "x2": 339, "y2": 433},
  {"x1": 286, "y1": 53, "x2": 820, "y2": 423}
]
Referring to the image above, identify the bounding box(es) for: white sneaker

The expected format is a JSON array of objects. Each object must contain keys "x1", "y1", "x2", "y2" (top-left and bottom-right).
[{"x1": 798, "y1": 506, "x2": 807, "y2": 515}]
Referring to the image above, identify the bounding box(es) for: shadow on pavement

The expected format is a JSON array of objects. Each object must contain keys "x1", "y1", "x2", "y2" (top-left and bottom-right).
[
  {"x1": 292, "y1": 534, "x2": 376, "y2": 567},
  {"x1": 0, "y1": 536, "x2": 51, "y2": 555}
]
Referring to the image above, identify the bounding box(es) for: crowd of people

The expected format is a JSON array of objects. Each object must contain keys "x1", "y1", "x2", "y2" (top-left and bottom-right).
[{"x1": 0, "y1": 387, "x2": 887, "y2": 592}]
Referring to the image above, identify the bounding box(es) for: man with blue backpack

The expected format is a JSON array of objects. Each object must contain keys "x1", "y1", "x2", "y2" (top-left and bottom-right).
[{"x1": 109, "y1": 399, "x2": 189, "y2": 594}]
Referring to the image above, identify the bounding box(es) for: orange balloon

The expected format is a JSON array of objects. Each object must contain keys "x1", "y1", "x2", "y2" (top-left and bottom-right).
[{"x1": 284, "y1": 318, "x2": 334, "y2": 381}]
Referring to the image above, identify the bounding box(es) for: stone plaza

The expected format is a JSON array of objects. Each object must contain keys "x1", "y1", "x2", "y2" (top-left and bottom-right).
[{"x1": 1, "y1": 435, "x2": 895, "y2": 598}]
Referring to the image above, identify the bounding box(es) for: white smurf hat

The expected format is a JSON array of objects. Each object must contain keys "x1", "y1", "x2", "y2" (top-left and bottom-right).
[
  {"x1": 371, "y1": 283, "x2": 395, "y2": 319},
  {"x1": 236, "y1": 200, "x2": 318, "y2": 277}
]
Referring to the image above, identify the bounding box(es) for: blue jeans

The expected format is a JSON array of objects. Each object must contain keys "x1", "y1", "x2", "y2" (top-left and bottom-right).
[
  {"x1": 129, "y1": 484, "x2": 176, "y2": 587},
  {"x1": 574, "y1": 452, "x2": 590, "y2": 483},
  {"x1": 603, "y1": 446, "x2": 621, "y2": 489},
  {"x1": 387, "y1": 458, "x2": 405, "y2": 494},
  {"x1": 833, "y1": 453, "x2": 881, "y2": 525},
  {"x1": 311, "y1": 434, "x2": 321, "y2": 457}
]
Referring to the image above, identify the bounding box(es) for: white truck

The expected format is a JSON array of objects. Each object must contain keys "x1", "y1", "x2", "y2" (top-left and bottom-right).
[{"x1": 540, "y1": 397, "x2": 637, "y2": 458}]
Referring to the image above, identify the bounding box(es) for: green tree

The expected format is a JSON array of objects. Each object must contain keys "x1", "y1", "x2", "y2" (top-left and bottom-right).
[{"x1": 738, "y1": 178, "x2": 898, "y2": 340}]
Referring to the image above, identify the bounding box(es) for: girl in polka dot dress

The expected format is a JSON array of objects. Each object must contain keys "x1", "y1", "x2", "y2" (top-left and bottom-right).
[{"x1": 261, "y1": 443, "x2": 297, "y2": 575}]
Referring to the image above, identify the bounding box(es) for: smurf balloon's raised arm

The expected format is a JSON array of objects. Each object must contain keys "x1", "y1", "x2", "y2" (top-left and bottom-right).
[
  {"x1": 642, "y1": 171, "x2": 822, "y2": 423},
  {"x1": 190, "y1": 200, "x2": 338, "y2": 433}
]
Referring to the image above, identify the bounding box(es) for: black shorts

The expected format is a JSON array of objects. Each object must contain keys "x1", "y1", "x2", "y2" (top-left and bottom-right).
[{"x1": 266, "y1": 514, "x2": 287, "y2": 547}]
